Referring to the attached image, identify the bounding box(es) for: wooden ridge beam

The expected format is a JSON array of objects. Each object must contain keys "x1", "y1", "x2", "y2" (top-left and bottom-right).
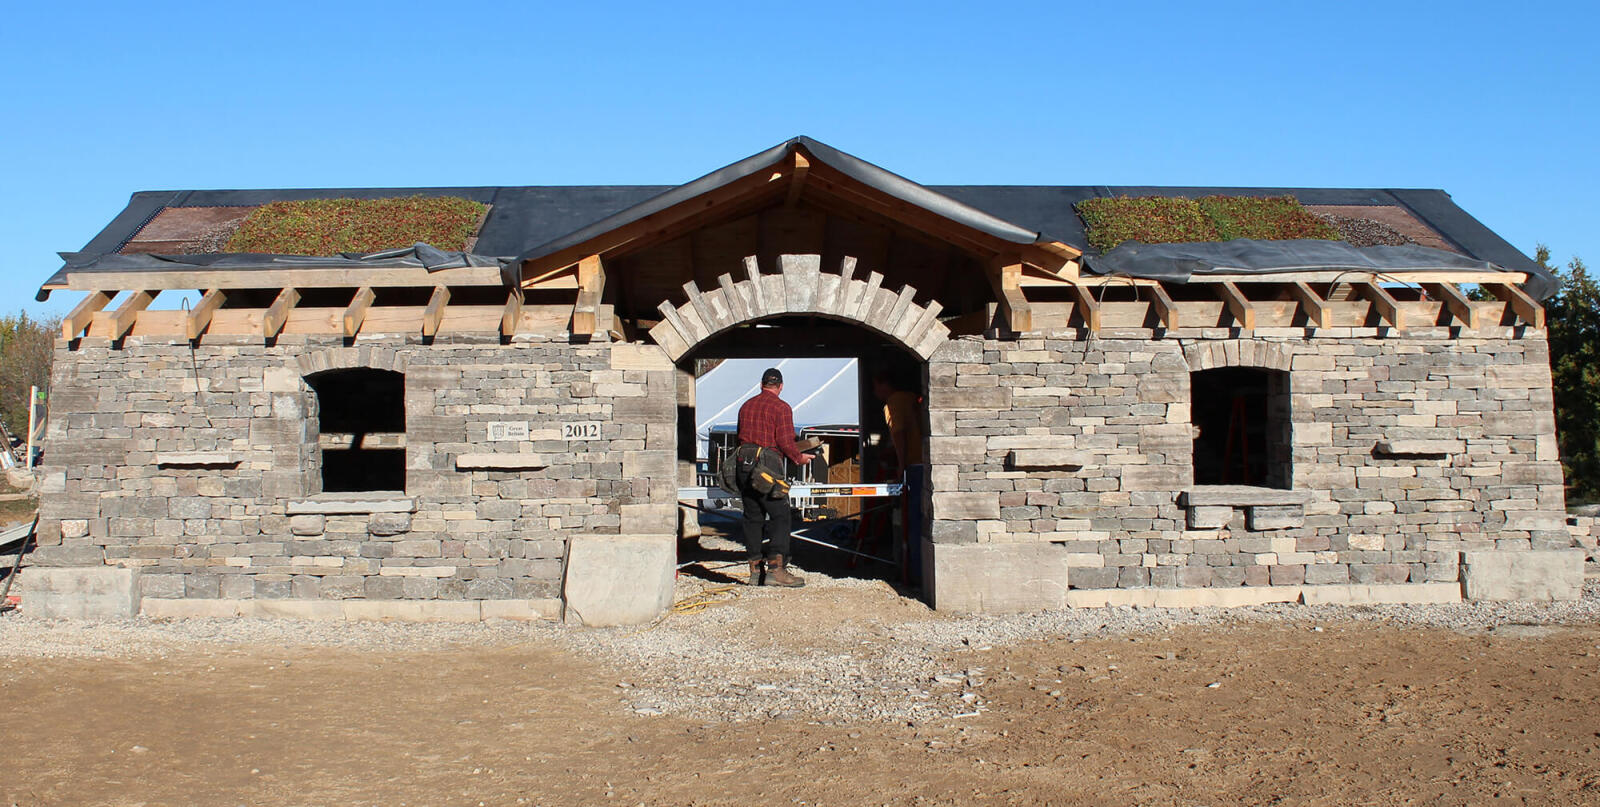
[
  {"x1": 422, "y1": 286, "x2": 450, "y2": 337},
  {"x1": 63, "y1": 290, "x2": 113, "y2": 339},
  {"x1": 1426, "y1": 282, "x2": 1480, "y2": 329},
  {"x1": 1286, "y1": 281, "x2": 1329, "y2": 328},
  {"x1": 1070, "y1": 283, "x2": 1103, "y2": 331},
  {"x1": 1354, "y1": 282, "x2": 1405, "y2": 329},
  {"x1": 785, "y1": 151, "x2": 810, "y2": 208},
  {"x1": 342, "y1": 287, "x2": 375, "y2": 338},
  {"x1": 1485, "y1": 282, "x2": 1545, "y2": 328},
  {"x1": 572, "y1": 255, "x2": 606, "y2": 336},
  {"x1": 1148, "y1": 282, "x2": 1179, "y2": 329},
  {"x1": 263, "y1": 287, "x2": 299, "y2": 338},
  {"x1": 501, "y1": 288, "x2": 523, "y2": 337},
  {"x1": 1217, "y1": 282, "x2": 1256, "y2": 329},
  {"x1": 986, "y1": 261, "x2": 1031, "y2": 334},
  {"x1": 186, "y1": 289, "x2": 225, "y2": 339}
]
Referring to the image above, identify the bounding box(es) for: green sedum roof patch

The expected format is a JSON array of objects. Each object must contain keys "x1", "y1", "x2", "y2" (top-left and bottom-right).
[
  {"x1": 1077, "y1": 194, "x2": 1340, "y2": 252},
  {"x1": 225, "y1": 196, "x2": 488, "y2": 255}
]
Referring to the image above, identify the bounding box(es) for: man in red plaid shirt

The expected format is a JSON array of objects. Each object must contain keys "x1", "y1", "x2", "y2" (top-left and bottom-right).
[{"x1": 735, "y1": 367, "x2": 815, "y2": 587}]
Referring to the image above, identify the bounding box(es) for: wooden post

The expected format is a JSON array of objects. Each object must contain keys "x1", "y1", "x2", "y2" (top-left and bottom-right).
[
  {"x1": 572, "y1": 255, "x2": 606, "y2": 336},
  {"x1": 25, "y1": 385, "x2": 40, "y2": 470},
  {"x1": 986, "y1": 260, "x2": 1031, "y2": 334}
]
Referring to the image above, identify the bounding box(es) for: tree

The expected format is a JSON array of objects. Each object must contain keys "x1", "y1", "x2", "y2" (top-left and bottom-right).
[
  {"x1": 0, "y1": 313, "x2": 58, "y2": 441},
  {"x1": 1540, "y1": 246, "x2": 1600, "y2": 503}
]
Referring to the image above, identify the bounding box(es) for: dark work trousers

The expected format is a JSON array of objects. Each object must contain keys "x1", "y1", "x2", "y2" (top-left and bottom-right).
[{"x1": 740, "y1": 489, "x2": 791, "y2": 561}]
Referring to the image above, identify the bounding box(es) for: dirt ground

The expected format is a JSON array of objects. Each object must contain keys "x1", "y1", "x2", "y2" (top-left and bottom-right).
[{"x1": 4, "y1": 577, "x2": 1600, "y2": 807}]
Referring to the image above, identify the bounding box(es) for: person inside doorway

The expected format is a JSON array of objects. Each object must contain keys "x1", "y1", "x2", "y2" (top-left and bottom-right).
[
  {"x1": 872, "y1": 369, "x2": 924, "y2": 476},
  {"x1": 734, "y1": 367, "x2": 815, "y2": 588}
]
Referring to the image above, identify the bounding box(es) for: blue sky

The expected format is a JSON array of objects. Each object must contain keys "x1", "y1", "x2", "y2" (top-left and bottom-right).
[{"x1": 3, "y1": 0, "x2": 1595, "y2": 316}]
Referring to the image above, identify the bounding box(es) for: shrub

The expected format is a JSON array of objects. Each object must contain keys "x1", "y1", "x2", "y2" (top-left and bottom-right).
[{"x1": 225, "y1": 196, "x2": 487, "y2": 255}]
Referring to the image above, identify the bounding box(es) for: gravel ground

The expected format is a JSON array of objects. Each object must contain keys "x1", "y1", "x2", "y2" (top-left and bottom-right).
[{"x1": 4, "y1": 568, "x2": 1597, "y2": 725}]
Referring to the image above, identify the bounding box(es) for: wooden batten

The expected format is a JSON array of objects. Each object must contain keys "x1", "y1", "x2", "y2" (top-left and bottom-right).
[
  {"x1": 1354, "y1": 282, "x2": 1405, "y2": 329},
  {"x1": 63, "y1": 290, "x2": 113, "y2": 339},
  {"x1": 1485, "y1": 282, "x2": 1545, "y2": 328},
  {"x1": 1286, "y1": 281, "x2": 1329, "y2": 328},
  {"x1": 1215, "y1": 282, "x2": 1256, "y2": 329},
  {"x1": 186, "y1": 289, "x2": 226, "y2": 339},
  {"x1": 263, "y1": 287, "x2": 300, "y2": 337},
  {"x1": 572, "y1": 255, "x2": 607, "y2": 336},
  {"x1": 422, "y1": 286, "x2": 450, "y2": 337},
  {"x1": 1426, "y1": 282, "x2": 1480, "y2": 329},
  {"x1": 342, "y1": 287, "x2": 375, "y2": 338}
]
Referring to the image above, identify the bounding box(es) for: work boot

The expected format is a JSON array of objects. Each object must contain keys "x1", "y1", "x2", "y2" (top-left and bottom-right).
[
  {"x1": 746, "y1": 558, "x2": 764, "y2": 586},
  {"x1": 764, "y1": 555, "x2": 806, "y2": 588}
]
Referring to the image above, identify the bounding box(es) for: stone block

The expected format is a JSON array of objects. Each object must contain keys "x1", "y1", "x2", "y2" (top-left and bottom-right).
[
  {"x1": 1246, "y1": 505, "x2": 1304, "y2": 531},
  {"x1": 369, "y1": 512, "x2": 411, "y2": 536},
  {"x1": 481, "y1": 598, "x2": 562, "y2": 621},
  {"x1": 928, "y1": 542, "x2": 1071, "y2": 613},
  {"x1": 1187, "y1": 505, "x2": 1233, "y2": 529},
  {"x1": 562, "y1": 535, "x2": 676, "y2": 626},
  {"x1": 1179, "y1": 486, "x2": 1313, "y2": 507},
  {"x1": 289, "y1": 514, "x2": 326, "y2": 536},
  {"x1": 21, "y1": 566, "x2": 140, "y2": 618},
  {"x1": 932, "y1": 492, "x2": 1000, "y2": 521},
  {"x1": 1462, "y1": 550, "x2": 1583, "y2": 602},
  {"x1": 1007, "y1": 449, "x2": 1090, "y2": 470},
  {"x1": 1300, "y1": 582, "x2": 1462, "y2": 606}
]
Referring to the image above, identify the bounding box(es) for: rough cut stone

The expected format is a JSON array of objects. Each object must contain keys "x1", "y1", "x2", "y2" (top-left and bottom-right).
[
  {"x1": 929, "y1": 542, "x2": 1071, "y2": 614},
  {"x1": 21, "y1": 566, "x2": 141, "y2": 618}
]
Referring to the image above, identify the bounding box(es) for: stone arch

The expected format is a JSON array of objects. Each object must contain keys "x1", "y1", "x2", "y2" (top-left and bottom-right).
[
  {"x1": 647, "y1": 254, "x2": 950, "y2": 361},
  {"x1": 291, "y1": 345, "x2": 410, "y2": 378},
  {"x1": 1183, "y1": 340, "x2": 1293, "y2": 373}
]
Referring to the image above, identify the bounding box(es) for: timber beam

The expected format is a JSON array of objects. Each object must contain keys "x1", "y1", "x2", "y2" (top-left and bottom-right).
[
  {"x1": 1147, "y1": 282, "x2": 1179, "y2": 329},
  {"x1": 1286, "y1": 281, "x2": 1329, "y2": 328},
  {"x1": 263, "y1": 287, "x2": 300, "y2": 338},
  {"x1": 422, "y1": 286, "x2": 450, "y2": 337},
  {"x1": 1216, "y1": 281, "x2": 1256, "y2": 329},
  {"x1": 986, "y1": 260, "x2": 1031, "y2": 334},
  {"x1": 572, "y1": 255, "x2": 607, "y2": 336},
  {"x1": 1070, "y1": 283, "x2": 1103, "y2": 331},
  {"x1": 501, "y1": 288, "x2": 523, "y2": 337},
  {"x1": 186, "y1": 289, "x2": 225, "y2": 339},
  {"x1": 102, "y1": 290, "x2": 157, "y2": 339},
  {"x1": 1485, "y1": 282, "x2": 1545, "y2": 328},
  {"x1": 63, "y1": 290, "x2": 113, "y2": 339},
  {"x1": 1426, "y1": 282, "x2": 1480, "y2": 329},
  {"x1": 1354, "y1": 282, "x2": 1405, "y2": 330},
  {"x1": 342, "y1": 287, "x2": 375, "y2": 338}
]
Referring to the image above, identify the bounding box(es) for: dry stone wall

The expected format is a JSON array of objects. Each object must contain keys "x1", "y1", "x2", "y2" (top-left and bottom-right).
[
  {"x1": 33, "y1": 333, "x2": 677, "y2": 607},
  {"x1": 925, "y1": 328, "x2": 1568, "y2": 594}
]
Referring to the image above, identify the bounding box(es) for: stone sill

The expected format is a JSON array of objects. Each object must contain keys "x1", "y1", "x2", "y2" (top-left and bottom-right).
[
  {"x1": 288, "y1": 493, "x2": 417, "y2": 515},
  {"x1": 455, "y1": 453, "x2": 550, "y2": 470},
  {"x1": 154, "y1": 452, "x2": 239, "y2": 468},
  {"x1": 1178, "y1": 485, "x2": 1311, "y2": 507}
]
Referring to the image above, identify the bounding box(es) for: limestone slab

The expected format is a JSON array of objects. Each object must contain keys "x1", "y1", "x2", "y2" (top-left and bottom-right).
[
  {"x1": 1007, "y1": 449, "x2": 1090, "y2": 470},
  {"x1": 1179, "y1": 486, "x2": 1312, "y2": 507},
  {"x1": 23, "y1": 566, "x2": 141, "y2": 618},
  {"x1": 562, "y1": 535, "x2": 676, "y2": 626},
  {"x1": 928, "y1": 542, "x2": 1071, "y2": 614},
  {"x1": 1462, "y1": 550, "x2": 1583, "y2": 601}
]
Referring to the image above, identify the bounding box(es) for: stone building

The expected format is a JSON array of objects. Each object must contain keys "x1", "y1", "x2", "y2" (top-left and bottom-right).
[{"x1": 22, "y1": 137, "x2": 1583, "y2": 623}]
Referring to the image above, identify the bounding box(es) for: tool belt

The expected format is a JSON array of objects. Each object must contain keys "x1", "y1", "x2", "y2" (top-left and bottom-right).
[{"x1": 722, "y1": 443, "x2": 790, "y2": 500}]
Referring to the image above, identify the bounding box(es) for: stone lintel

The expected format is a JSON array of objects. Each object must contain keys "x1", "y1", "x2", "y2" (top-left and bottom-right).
[
  {"x1": 287, "y1": 494, "x2": 417, "y2": 515},
  {"x1": 454, "y1": 453, "x2": 550, "y2": 471},
  {"x1": 153, "y1": 452, "x2": 239, "y2": 468},
  {"x1": 1179, "y1": 485, "x2": 1312, "y2": 507}
]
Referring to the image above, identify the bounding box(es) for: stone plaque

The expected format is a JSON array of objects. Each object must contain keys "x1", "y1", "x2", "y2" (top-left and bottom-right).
[
  {"x1": 486, "y1": 421, "x2": 530, "y2": 442},
  {"x1": 562, "y1": 421, "x2": 602, "y2": 440}
]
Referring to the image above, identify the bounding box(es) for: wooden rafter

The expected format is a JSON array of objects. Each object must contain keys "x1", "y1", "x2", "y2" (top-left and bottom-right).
[
  {"x1": 1148, "y1": 282, "x2": 1179, "y2": 329},
  {"x1": 422, "y1": 286, "x2": 450, "y2": 337},
  {"x1": 572, "y1": 255, "x2": 607, "y2": 336},
  {"x1": 500, "y1": 287, "x2": 523, "y2": 337},
  {"x1": 1070, "y1": 283, "x2": 1103, "y2": 331},
  {"x1": 986, "y1": 260, "x2": 1031, "y2": 334},
  {"x1": 263, "y1": 287, "x2": 300, "y2": 338},
  {"x1": 1286, "y1": 281, "x2": 1329, "y2": 328},
  {"x1": 1425, "y1": 282, "x2": 1480, "y2": 329},
  {"x1": 1485, "y1": 282, "x2": 1545, "y2": 328},
  {"x1": 186, "y1": 289, "x2": 225, "y2": 339},
  {"x1": 1354, "y1": 282, "x2": 1405, "y2": 329},
  {"x1": 1216, "y1": 282, "x2": 1256, "y2": 329},
  {"x1": 103, "y1": 290, "x2": 157, "y2": 339},
  {"x1": 342, "y1": 287, "x2": 376, "y2": 338},
  {"x1": 63, "y1": 290, "x2": 113, "y2": 339}
]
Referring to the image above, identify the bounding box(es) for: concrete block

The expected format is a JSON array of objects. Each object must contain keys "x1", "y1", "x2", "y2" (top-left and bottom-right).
[
  {"x1": 22, "y1": 566, "x2": 140, "y2": 618},
  {"x1": 562, "y1": 535, "x2": 676, "y2": 626},
  {"x1": 928, "y1": 542, "x2": 1071, "y2": 614},
  {"x1": 1462, "y1": 550, "x2": 1583, "y2": 602}
]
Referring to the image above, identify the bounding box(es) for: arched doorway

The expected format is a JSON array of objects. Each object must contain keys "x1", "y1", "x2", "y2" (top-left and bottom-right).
[{"x1": 657, "y1": 254, "x2": 945, "y2": 590}]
